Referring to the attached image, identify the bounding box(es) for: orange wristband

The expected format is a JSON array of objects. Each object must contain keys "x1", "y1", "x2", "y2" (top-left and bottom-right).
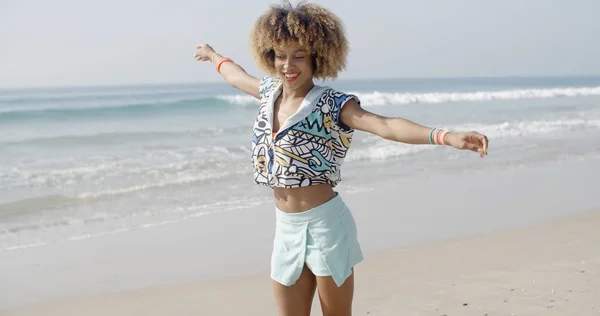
[
  {"x1": 216, "y1": 57, "x2": 233, "y2": 74},
  {"x1": 438, "y1": 130, "x2": 449, "y2": 145}
]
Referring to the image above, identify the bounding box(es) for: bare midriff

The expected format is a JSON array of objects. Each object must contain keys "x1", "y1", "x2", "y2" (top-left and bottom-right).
[{"x1": 273, "y1": 183, "x2": 336, "y2": 213}]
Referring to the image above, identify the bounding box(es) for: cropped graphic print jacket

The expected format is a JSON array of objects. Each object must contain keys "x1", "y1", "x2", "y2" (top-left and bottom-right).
[{"x1": 251, "y1": 76, "x2": 361, "y2": 188}]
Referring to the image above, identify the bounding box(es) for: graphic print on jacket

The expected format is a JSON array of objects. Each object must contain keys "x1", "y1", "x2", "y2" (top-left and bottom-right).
[{"x1": 251, "y1": 76, "x2": 360, "y2": 188}]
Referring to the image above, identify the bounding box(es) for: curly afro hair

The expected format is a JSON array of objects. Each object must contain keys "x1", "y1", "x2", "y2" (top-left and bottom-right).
[{"x1": 249, "y1": 1, "x2": 349, "y2": 80}]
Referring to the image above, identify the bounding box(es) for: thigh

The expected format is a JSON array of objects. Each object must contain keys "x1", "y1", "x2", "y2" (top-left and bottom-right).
[
  {"x1": 272, "y1": 264, "x2": 317, "y2": 316},
  {"x1": 316, "y1": 268, "x2": 355, "y2": 316}
]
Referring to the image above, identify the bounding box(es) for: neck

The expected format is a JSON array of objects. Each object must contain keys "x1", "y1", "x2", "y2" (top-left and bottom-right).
[{"x1": 281, "y1": 79, "x2": 315, "y2": 100}]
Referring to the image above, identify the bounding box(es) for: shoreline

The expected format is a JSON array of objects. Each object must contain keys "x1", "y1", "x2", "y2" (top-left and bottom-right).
[
  {"x1": 1, "y1": 157, "x2": 599, "y2": 314},
  {"x1": 2, "y1": 207, "x2": 599, "y2": 316}
]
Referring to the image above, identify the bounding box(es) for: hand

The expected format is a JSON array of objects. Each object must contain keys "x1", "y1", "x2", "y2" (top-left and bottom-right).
[
  {"x1": 445, "y1": 131, "x2": 489, "y2": 158},
  {"x1": 194, "y1": 43, "x2": 217, "y2": 62}
]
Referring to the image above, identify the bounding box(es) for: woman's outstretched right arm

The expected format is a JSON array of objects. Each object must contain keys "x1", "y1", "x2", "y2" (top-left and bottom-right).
[{"x1": 194, "y1": 43, "x2": 261, "y2": 99}]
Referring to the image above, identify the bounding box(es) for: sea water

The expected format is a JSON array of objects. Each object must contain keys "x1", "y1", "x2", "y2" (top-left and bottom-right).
[{"x1": 1, "y1": 76, "x2": 600, "y2": 252}]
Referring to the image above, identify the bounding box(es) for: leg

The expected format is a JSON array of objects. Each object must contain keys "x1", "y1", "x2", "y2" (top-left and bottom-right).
[
  {"x1": 316, "y1": 268, "x2": 355, "y2": 316},
  {"x1": 272, "y1": 263, "x2": 317, "y2": 316}
]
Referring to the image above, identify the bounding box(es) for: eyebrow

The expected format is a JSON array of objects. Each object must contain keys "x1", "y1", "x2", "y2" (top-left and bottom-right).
[{"x1": 274, "y1": 49, "x2": 307, "y2": 53}]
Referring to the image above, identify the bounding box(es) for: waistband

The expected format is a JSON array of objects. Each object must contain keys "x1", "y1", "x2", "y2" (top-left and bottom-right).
[{"x1": 275, "y1": 192, "x2": 346, "y2": 223}]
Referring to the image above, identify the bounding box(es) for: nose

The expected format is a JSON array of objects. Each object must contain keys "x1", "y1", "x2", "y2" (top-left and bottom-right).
[{"x1": 283, "y1": 56, "x2": 293, "y2": 71}]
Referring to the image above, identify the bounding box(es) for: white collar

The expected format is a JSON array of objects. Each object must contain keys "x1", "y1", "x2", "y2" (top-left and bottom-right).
[{"x1": 266, "y1": 83, "x2": 328, "y2": 138}]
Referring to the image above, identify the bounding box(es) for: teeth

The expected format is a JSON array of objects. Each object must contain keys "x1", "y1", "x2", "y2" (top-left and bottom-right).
[{"x1": 284, "y1": 73, "x2": 299, "y2": 78}]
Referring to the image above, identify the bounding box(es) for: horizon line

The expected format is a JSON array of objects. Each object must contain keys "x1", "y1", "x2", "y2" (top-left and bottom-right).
[{"x1": 2, "y1": 74, "x2": 600, "y2": 91}]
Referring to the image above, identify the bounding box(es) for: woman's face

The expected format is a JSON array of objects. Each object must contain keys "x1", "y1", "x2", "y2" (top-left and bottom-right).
[{"x1": 273, "y1": 42, "x2": 313, "y2": 89}]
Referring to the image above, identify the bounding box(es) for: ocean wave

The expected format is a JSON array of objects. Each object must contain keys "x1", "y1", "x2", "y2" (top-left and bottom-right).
[
  {"x1": 346, "y1": 143, "x2": 434, "y2": 162},
  {"x1": 350, "y1": 86, "x2": 600, "y2": 106},
  {"x1": 346, "y1": 116, "x2": 600, "y2": 162},
  {"x1": 191, "y1": 86, "x2": 600, "y2": 108},
  {"x1": 0, "y1": 167, "x2": 252, "y2": 220},
  {"x1": 0, "y1": 194, "x2": 76, "y2": 219},
  {"x1": 203, "y1": 86, "x2": 600, "y2": 108},
  {"x1": 0, "y1": 84, "x2": 203, "y2": 104},
  {"x1": 3, "y1": 86, "x2": 599, "y2": 123},
  {"x1": 0, "y1": 145, "x2": 252, "y2": 196},
  {"x1": 216, "y1": 94, "x2": 259, "y2": 105},
  {"x1": 455, "y1": 117, "x2": 600, "y2": 138},
  {"x1": 0, "y1": 96, "x2": 257, "y2": 122},
  {"x1": 3, "y1": 116, "x2": 597, "y2": 193},
  {"x1": 0, "y1": 126, "x2": 251, "y2": 146}
]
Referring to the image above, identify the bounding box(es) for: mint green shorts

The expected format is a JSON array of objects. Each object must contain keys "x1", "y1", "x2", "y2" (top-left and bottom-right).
[{"x1": 270, "y1": 193, "x2": 364, "y2": 287}]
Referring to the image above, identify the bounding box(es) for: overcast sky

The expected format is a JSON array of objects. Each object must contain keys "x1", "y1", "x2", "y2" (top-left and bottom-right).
[{"x1": 1, "y1": 0, "x2": 599, "y2": 88}]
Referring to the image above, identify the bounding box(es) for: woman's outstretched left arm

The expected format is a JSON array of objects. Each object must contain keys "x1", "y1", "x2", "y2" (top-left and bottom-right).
[{"x1": 339, "y1": 99, "x2": 489, "y2": 158}]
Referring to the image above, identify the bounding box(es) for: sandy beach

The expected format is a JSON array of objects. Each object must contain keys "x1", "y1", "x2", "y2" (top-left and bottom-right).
[
  {"x1": 2, "y1": 207, "x2": 599, "y2": 316},
  {"x1": 1, "y1": 157, "x2": 599, "y2": 316}
]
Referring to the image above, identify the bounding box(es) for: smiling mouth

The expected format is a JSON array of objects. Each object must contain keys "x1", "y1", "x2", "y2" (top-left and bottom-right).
[{"x1": 283, "y1": 73, "x2": 299, "y2": 82}]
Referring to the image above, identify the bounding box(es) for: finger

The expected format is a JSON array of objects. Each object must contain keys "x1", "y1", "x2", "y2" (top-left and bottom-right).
[
  {"x1": 464, "y1": 142, "x2": 481, "y2": 153},
  {"x1": 469, "y1": 131, "x2": 488, "y2": 156},
  {"x1": 467, "y1": 131, "x2": 481, "y2": 145},
  {"x1": 196, "y1": 43, "x2": 205, "y2": 49},
  {"x1": 480, "y1": 134, "x2": 489, "y2": 154},
  {"x1": 474, "y1": 134, "x2": 488, "y2": 158},
  {"x1": 471, "y1": 133, "x2": 487, "y2": 156}
]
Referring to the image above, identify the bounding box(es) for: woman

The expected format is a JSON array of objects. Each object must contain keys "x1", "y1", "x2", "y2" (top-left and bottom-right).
[{"x1": 194, "y1": 2, "x2": 488, "y2": 315}]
